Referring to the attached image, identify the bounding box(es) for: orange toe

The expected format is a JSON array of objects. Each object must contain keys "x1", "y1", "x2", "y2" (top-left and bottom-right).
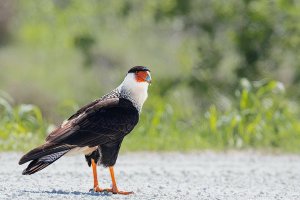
[
  {"x1": 103, "y1": 187, "x2": 133, "y2": 195},
  {"x1": 92, "y1": 186, "x2": 105, "y2": 192}
]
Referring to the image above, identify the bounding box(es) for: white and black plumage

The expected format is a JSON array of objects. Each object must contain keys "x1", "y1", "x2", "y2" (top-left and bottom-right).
[{"x1": 19, "y1": 66, "x2": 151, "y2": 195}]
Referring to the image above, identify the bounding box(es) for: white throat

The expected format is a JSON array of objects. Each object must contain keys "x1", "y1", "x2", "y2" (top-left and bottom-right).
[{"x1": 118, "y1": 73, "x2": 149, "y2": 112}]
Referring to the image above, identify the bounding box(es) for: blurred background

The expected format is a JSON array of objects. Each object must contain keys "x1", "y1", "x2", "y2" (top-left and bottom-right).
[{"x1": 0, "y1": 0, "x2": 300, "y2": 152}]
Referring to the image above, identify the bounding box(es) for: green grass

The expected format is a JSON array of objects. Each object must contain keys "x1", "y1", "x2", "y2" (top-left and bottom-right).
[
  {"x1": 0, "y1": 92, "x2": 48, "y2": 151},
  {"x1": 1, "y1": 79, "x2": 300, "y2": 152}
]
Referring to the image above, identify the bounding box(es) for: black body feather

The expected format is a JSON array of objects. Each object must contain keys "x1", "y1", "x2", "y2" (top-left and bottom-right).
[{"x1": 19, "y1": 98, "x2": 139, "y2": 174}]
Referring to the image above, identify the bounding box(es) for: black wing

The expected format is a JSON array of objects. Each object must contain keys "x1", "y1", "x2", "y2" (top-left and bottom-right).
[
  {"x1": 19, "y1": 98, "x2": 139, "y2": 166},
  {"x1": 46, "y1": 98, "x2": 139, "y2": 146}
]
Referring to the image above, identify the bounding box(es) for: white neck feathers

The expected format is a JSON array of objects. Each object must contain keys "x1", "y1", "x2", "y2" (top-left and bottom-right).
[{"x1": 118, "y1": 73, "x2": 149, "y2": 112}]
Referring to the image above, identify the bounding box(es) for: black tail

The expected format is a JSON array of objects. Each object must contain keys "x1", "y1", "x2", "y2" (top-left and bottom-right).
[
  {"x1": 19, "y1": 143, "x2": 74, "y2": 175},
  {"x1": 22, "y1": 150, "x2": 69, "y2": 175}
]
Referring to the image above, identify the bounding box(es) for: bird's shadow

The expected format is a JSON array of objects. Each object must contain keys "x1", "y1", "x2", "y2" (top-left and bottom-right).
[{"x1": 22, "y1": 189, "x2": 113, "y2": 197}]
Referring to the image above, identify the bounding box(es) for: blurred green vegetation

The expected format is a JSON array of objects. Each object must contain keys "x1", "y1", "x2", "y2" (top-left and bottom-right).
[
  {"x1": 0, "y1": 0, "x2": 300, "y2": 152},
  {"x1": 0, "y1": 92, "x2": 49, "y2": 151}
]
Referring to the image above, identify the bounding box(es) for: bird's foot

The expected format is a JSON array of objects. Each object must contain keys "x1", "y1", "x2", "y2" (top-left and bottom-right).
[
  {"x1": 90, "y1": 186, "x2": 105, "y2": 193},
  {"x1": 90, "y1": 185, "x2": 133, "y2": 195},
  {"x1": 103, "y1": 185, "x2": 133, "y2": 195}
]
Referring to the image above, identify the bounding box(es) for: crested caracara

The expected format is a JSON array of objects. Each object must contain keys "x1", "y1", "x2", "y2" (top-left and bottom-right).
[{"x1": 19, "y1": 66, "x2": 151, "y2": 195}]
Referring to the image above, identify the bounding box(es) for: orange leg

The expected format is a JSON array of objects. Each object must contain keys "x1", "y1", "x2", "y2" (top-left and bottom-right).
[
  {"x1": 103, "y1": 166, "x2": 133, "y2": 195},
  {"x1": 91, "y1": 159, "x2": 104, "y2": 192}
]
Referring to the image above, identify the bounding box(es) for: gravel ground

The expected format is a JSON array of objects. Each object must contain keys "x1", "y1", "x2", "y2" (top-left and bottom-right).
[{"x1": 1, "y1": 152, "x2": 300, "y2": 200}]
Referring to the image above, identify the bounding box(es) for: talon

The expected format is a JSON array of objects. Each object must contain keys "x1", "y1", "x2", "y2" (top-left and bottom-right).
[
  {"x1": 94, "y1": 186, "x2": 104, "y2": 192},
  {"x1": 90, "y1": 186, "x2": 105, "y2": 193}
]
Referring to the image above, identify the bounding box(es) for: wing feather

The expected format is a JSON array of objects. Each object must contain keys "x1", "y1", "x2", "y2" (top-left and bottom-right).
[{"x1": 45, "y1": 98, "x2": 139, "y2": 147}]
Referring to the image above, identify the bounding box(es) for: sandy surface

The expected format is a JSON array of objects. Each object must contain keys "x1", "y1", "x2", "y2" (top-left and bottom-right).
[{"x1": 0, "y1": 152, "x2": 300, "y2": 200}]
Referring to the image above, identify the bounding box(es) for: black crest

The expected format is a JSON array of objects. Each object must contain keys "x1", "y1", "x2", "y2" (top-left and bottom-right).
[{"x1": 128, "y1": 66, "x2": 150, "y2": 73}]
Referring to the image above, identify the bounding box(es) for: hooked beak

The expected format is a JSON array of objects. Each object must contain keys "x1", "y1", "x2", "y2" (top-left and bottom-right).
[{"x1": 145, "y1": 74, "x2": 152, "y2": 84}]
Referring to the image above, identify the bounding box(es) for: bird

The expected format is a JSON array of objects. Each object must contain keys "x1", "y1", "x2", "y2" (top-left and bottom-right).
[{"x1": 19, "y1": 66, "x2": 151, "y2": 195}]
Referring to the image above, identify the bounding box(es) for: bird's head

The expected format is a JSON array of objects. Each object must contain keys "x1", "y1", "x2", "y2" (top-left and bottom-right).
[
  {"x1": 121, "y1": 66, "x2": 151, "y2": 87},
  {"x1": 128, "y1": 66, "x2": 151, "y2": 84},
  {"x1": 119, "y1": 66, "x2": 151, "y2": 110}
]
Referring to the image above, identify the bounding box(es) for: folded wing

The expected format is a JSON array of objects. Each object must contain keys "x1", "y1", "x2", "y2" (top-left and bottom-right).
[{"x1": 19, "y1": 98, "x2": 139, "y2": 174}]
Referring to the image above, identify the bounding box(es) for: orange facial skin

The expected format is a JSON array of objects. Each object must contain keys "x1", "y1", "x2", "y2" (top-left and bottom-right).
[{"x1": 135, "y1": 71, "x2": 150, "y2": 83}]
